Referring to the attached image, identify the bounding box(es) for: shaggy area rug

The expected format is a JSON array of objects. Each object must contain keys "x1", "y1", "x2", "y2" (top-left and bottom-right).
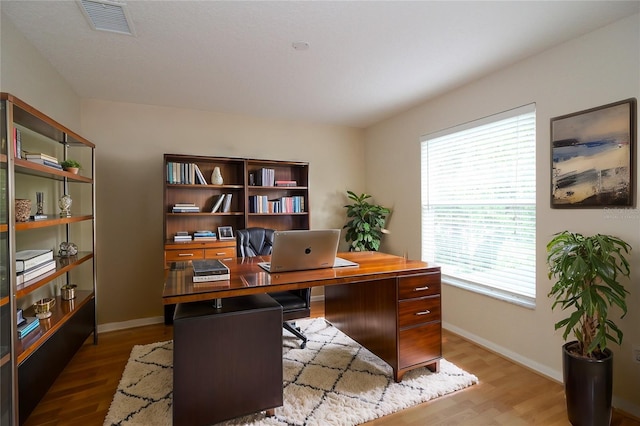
[{"x1": 104, "y1": 318, "x2": 478, "y2": 425}]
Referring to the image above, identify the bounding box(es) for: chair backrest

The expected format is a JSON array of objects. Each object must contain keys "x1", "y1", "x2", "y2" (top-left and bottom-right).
[{"x1": 236, "y1": 228, "x2": 275, "y2": 258}]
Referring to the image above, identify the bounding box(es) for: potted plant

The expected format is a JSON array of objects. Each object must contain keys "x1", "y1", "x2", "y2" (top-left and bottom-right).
[
  {"x1": 547, "y1": 231, "x2": 631, "y2": 426},
  {"x1": 60, "y1": 159, "x2": 81, "y2": 174},
  {"x1": 343, "y1": 191, "x2": 390, "y2": 251}
]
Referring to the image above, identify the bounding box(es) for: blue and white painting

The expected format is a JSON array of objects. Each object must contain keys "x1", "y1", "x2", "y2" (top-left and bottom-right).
[{"x1": 551, "y1": 101, "x2": 634, "y2": 207}]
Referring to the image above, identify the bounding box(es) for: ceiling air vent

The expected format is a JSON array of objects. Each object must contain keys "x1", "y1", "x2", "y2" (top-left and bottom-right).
[{"x1": 78, "y1": 0, "x2": 136, "y2": 36}]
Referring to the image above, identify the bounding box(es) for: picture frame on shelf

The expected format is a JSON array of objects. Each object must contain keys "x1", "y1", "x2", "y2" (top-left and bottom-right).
[
  {"x1": 218, "y1": 226, "x2": 234, "y2": 240},
  {"x1": 551, "y1": 98, "x2": 636, "y2": 208}
]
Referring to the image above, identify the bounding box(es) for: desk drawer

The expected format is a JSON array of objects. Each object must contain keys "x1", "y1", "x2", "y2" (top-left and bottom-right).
[
  {"x1": 399, "y1": 322, "x2": 442, "y2": 369},
  {"x1": 398, "y1": 273, "x2": 441, "y2": 300},
  {"x1": 165, "y1": 249, "x2": 204, "y2": 262},
  {"x1": 205, "y1": 247, "x2": 236, "y2": 260},
  {"x1": 398, "y1": 296, "x2": 441, "y2": 328}
]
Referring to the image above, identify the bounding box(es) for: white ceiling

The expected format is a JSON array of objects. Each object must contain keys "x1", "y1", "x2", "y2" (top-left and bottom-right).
[{"x1": 3, "y1": 1, "x2": 639, "y2": 128}]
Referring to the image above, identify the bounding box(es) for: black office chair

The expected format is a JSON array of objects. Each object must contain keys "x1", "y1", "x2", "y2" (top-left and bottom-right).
[{"x1": 236, "y1": 227, "x2": 311, "y2": 348}]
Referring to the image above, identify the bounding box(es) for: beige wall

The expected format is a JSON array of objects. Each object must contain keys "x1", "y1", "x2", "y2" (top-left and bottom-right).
[
  {"x1": 366, "y1": 14, "x2": 640, "y2": 415},
  {"x1": 81, "y1": 100, "x2": 364, "y2": 326},
  {"x1": 0, "y1": 13, "x2": 81, "y2": 129}
]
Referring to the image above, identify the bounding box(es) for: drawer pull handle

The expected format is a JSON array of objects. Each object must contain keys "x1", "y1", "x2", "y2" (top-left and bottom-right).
[
  {"x1": 178, "y1": 253, "x2": 194, "y2": 257},
  {"x1": 414, "y1": 286, "x2": 429, "y2": 291},
  {"x1": 415, "y1": 310, "x2": 431, "y2": 316},
  {"x1": 215, "y1": 252, "x2": 225, "y2": 256}
]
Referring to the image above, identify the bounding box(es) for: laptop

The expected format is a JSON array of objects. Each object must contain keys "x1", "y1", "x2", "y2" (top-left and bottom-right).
[{"x1": 258, "y1": 229, "x2": 358, "y2": 273}]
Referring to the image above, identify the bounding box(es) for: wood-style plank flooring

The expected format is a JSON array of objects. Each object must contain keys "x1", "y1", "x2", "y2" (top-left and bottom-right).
[{"x1": 24, "y1": 301, "x2": 640, "y2": 426}]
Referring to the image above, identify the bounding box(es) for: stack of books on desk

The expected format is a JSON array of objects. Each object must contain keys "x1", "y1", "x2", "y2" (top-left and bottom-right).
[
  {"x1": 16, "y1": 249, "x2": 56, "y2": 285},
  {"x1": 17, "y1": 317, "x2": 40, "y2": 339},
  {"x1": 193, "y1": 230, "x2": 217, "y2": 241},
  {"x1": 192, "y1": 259, "x2": 230, "y2": 283}
]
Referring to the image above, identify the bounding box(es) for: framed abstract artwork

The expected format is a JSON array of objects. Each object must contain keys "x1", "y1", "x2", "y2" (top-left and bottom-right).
[{"x1": 551, "y1": 98, "x2": 636, "y2": 208}]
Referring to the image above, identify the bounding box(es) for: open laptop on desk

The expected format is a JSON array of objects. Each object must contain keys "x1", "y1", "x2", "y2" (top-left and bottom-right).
[{"x1": 258, "y1": 229, "x2": 358, "y2": 273}]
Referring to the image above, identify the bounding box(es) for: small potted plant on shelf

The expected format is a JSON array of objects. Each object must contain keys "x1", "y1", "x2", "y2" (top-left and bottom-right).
[
  {"x1": 343, "y1": 190, "x2": 390, "y2": 252},
  {"x1": 547, "y1": 231, "x2": 631, "y2": 426},
  {"x1": 60, "y1": 159, "x2": 81, "y2": 174}
]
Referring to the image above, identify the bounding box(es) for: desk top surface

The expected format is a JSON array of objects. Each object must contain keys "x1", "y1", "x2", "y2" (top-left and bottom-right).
[{"x1": 163, "y1": 251, "x2": 439, "y2": 305}]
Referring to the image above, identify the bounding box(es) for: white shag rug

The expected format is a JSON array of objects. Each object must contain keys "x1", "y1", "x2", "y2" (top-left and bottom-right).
[{"x1": 104, "y1": 318, "x2": 478, "y2": 426}]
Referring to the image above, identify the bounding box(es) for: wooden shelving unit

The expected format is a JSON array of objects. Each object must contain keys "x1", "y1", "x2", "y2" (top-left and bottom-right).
[
  {"x1": 163, "y1": 154, "x2": 310, "y2": 257},
  {"x1": 0, "y1": 93, "x2": 96, "y2": 425}
]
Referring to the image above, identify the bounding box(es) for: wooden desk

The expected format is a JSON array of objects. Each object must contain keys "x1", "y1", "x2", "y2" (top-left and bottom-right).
[{"x1": 163, "y1": 251, "x2": 442, "y2": 382}]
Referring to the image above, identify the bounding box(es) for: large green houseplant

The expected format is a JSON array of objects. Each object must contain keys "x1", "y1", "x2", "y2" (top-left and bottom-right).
[
  {"x1": 343, "y1": 191, "x2": 390, "y2": 252},
  {"x1": 547, "y1": 231, "x2": 631, "y2": 426}
]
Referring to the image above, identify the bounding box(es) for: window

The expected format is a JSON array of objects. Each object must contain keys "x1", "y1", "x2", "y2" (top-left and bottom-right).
[{"x1": 420, "y1": 104, "x2": 536, "y2": 307}]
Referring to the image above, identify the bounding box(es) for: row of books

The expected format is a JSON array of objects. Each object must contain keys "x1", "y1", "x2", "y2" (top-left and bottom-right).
[
  {"x1": 192, "y1": 259, "x2": 230, "y2": 283},
  {"x1": 254, "y1": 168, "x2": 275, "y2": 186},
  {"x1": 211, "y1": 193, "x2": 233, "y2": 213},
  {"x1": 16, "y1": 249, "x2": 56, "y2": 286},
  {"x1": 248, "y1": 195, "x2": 305, "y2": 214},
  {"x1": 167, "y1": 162, "x2": 207, "y2": 185}
]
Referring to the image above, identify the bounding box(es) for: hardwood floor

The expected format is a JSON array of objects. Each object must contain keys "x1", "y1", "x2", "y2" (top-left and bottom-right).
[{"x1": 23, "y1": 301, "x2": 640, "y2": 426}]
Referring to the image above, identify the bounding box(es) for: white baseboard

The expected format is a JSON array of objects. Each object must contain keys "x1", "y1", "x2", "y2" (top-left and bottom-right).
[
  {"x1": 98, "y1": 316, "x2": 164, "y2": 333},
  {"x1": 442, "y1": 321, "x2": 562, "y2": 382},
  {"x1": 443, "y1": 321, "x2": 640, "y2": 418}
]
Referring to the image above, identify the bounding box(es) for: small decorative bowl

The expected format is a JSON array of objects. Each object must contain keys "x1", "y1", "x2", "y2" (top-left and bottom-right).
[
  {"x1": 61, "y1": 284, "x2": 77, "y2": 300},
  {"x1": 34, "y1": 297, "x2": 56, "y2": 319},
  {"x1": 15, "y1": 199, "x2": 31, "y2": 222}
]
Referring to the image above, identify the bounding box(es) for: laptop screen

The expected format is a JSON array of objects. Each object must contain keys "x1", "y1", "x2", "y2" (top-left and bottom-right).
[{"x1": 258, "y1": 229, "x2": 356, "y2": 273}]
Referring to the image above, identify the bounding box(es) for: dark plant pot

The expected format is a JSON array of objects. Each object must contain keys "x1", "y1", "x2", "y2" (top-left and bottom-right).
[{"x1": 563, "y1": 341, "x2": 613, "y2": 426}]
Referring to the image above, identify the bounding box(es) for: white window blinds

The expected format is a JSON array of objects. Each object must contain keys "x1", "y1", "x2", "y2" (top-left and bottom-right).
[{"x1": 420, "y1": 104, "x2": 536, "y2": 307}]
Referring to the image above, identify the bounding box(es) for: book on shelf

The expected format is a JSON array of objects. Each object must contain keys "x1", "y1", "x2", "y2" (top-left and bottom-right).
[
  {"x1": 210, "y1": 194, "x2": 226, "y2": 213},
  {"x1": 17, "y1": 259, "x2": 57, "y2": 285},
  {"x1": 275, "y1": 180, "x2": 297, "y2": 187},
  {"x1": 174, "y1": 233, "x2": 193, "y2": 242},
  {"x1": 194, "y1": 164, "x2": 207, "y2": 185},
  {"x1": 24, "y1": 152, "x2": 59, "y2": 163},
  {"x1": 14, "y1": 128, "x2": 22, "y2": 158},
  {"x1": 172, "y1": 203, "x2": 200, "y2": 213},
  {"x1": 193, "y1": 230, "x2": 216, "y2": 240},
  {"x1": 17, "y1": 308, "x2": 25, "y2": 327},
  {"x1": 222, "y1": 193, "x2": 233, "y2": 213},
  {"x1": 194, "y1": 230, "x2": 215, "y2": 236},
  {"x1": 192, "y1": 259, "x2": 229, "y2": 276},
  {"x1": 26, "y1": 158, "x2": 63, "y2": 169},
  {"x1": 167, "y1": 162, "x2": 208, "y2": 185},
  {"x1": 16, "y1": 249, "x2": 54, "y2": 273},
  {"x1": 255, "y1": 168, "x2": 275, "y2": 186},
  {"x1": 17, "y1": 317, "x2": 40, "y2": 339},
  {"x1": 30, "y1": 214, "x2": 48, "y2": 221}
]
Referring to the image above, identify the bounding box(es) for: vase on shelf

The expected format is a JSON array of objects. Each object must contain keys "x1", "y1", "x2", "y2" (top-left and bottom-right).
[
  {"x1": 59, "y1": 194, "x2": 72, "y2": 217},
  {"x1": 15, "y1": 199, "x2": 31, "y2": 222},
  {"x1": 211, "y1": 167, "x2": 224, "y2": 185}
]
